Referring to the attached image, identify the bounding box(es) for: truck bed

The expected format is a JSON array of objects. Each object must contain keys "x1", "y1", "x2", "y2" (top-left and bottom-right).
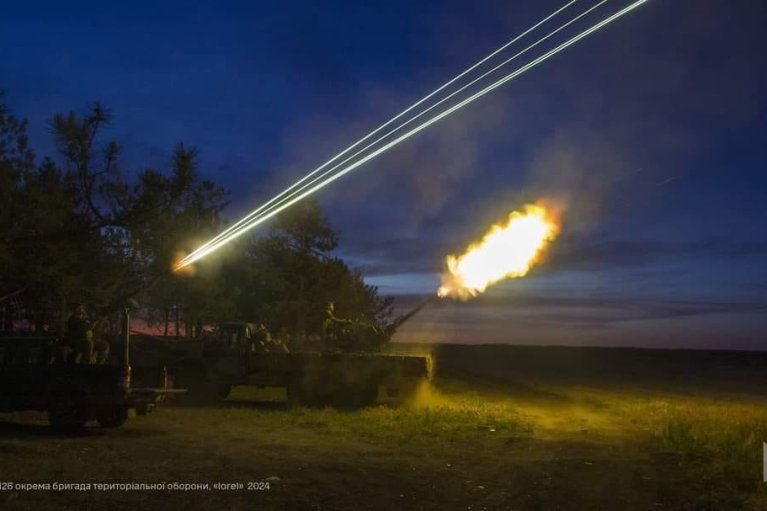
[
  {"x1": 0, "y1": 336, "x2": 183, "y2": 427},
  {"x1": 244, "y1": 352, "x2": 431, "y2": 386}
]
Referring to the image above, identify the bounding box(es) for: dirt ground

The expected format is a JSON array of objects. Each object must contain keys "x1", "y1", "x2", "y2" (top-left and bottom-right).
[{"x1": 1, "y1": 344, "x2": 767, "y2": 510}]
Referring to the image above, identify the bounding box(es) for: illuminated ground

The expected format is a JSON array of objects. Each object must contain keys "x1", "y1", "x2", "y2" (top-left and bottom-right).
[{"x1": 1, "y1": 345, "x2": 766, "y2": 510}]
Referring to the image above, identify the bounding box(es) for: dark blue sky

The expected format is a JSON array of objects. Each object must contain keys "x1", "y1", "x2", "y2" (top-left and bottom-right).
[{"x1": 2, "y1": 0, "x2": 766, "y2": 349}]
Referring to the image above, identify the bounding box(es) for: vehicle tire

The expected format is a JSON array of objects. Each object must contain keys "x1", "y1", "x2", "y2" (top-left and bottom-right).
[
  {"x1": 383, "y1": 378, "x2": 422, "y2": 405},
  {"x1": 48, "y1": 394, "x2": 87, "y2": 431},
  {"x1": 333, "y1": 381, "x2": 378, "y2": 409},
  {"x1": 216, "y1": 383, "x2": 232, "y2": 399},
  {"x1": 360, "y1": 381, "x2": 379, "y2": 406},
  {"x1": 96, "y1": 407, "x2": 129, "y2": 428},
  {"x1": 286, "y1": 380, "x2": 307, "y2": 407}
]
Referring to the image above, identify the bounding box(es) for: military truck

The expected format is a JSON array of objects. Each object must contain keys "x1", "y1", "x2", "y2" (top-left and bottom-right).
[
  {"x1": 135, "y1": 301, "x2": 433, "y2": 408},
  {"x1": 205, "y1": 321, "x2": 431, "y2": 407},
  {"x1": 0, "y1": 309, "x2": 185, "y2": 430}
]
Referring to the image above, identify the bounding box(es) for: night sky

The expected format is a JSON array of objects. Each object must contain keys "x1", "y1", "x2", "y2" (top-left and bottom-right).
[{"x1": 2, "y1": 0, "x2": 765, "y2": 349}]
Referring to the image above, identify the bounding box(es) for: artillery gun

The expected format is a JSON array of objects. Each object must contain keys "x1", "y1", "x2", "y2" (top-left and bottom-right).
[{"x1": 323, "y1": 299, "x2": 431, "y2": 353}]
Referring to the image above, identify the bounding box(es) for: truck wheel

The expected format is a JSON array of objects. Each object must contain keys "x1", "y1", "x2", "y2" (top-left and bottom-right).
[
  {"x1": 382, "y1": 379, "x2": 423, "y2": 405},
  {"x1": 354, "y1": 381, "x2": 379, "y2": 407},
  {"x1": 334, "y1": 382, "x2": 378, "y2": 409},
  {"x1": 287, "y1": 380, "x2": 329, "y2": 408},
  {"x1": 216, "y1": 383, "x2": 232, "y2": 399},
  {"x1": 361, "y1": 382, "x2": 379, "y2": 406},
  {"x1": 48, "y1": 394, "x2": 87, "y2": 431},
  {"x1": 96, "y1": 407, "x2": 129, "y2": 428},
  {"x1": 286, "y1": 381, "x2": 306, "y2": 407}
]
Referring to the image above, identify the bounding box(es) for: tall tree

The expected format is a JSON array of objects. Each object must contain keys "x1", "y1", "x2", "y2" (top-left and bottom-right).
[
  {"x1": 0, "y1": 96, "x2": 230, "y2": 334},
  {"x1": 132, "y1": 144, "x2": 229, "y2": 336},
  {"x1": 0, "y1": 94, "x2": 394, "y2": 350},
  {"x1": 242, "y1": 198, "x2": 394, "y2": 350}
]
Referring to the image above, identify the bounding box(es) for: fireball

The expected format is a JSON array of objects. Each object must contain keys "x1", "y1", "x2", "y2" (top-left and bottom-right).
[{"x1": 438, "y1": 203, "x2": 560, "y2": 300}]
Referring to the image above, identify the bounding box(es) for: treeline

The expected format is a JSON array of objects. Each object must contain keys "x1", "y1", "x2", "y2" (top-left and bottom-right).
[{"x1": 0, "y1": 94, "x2": 393, "y2": 349}]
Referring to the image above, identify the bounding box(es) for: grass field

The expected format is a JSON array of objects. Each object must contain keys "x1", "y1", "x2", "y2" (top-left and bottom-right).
[{"x1": 1, "y1": 344, "x2": 767, "y2": 510}]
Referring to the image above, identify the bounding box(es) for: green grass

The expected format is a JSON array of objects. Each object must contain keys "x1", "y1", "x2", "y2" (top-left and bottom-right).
[
  {"x1": 634, "y1": 400, "x2": 767, "y2": 510},
  {"x1": 2, "y1": 345, "x2": 767, "y2": 510},
  {"x1": 509, "y1": 384, "x2": 767, "y2": 511}
]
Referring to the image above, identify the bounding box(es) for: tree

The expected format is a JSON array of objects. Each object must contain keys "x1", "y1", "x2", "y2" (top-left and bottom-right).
[
  {"x1": 0, "y1": 96, "x2": 230, "y2": 335},
  {"x1": 0, "y1": 94, "x2": 395, "y2": 351},
  {"x1": 0, "y1": 95, "x2": 90, "y2": 332},
  {"x1": 0, "y1": 96, "x2": 35, "y2": 330},
  {"x1": 0, "y1": 93, "x2": 33, "y2": 279},
  {"x1": 120, "y1": 144, "x2": 230, "y2": 337},
  {"x1": 240, "y1": 198, "x2": 394, "y2": 350}
]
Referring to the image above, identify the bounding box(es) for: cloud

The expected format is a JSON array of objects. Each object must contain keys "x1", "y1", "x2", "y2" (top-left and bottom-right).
[
  {"x1": 547, "y1": 238, "x2": 767, "y2": 272},
  {"x1": 393, "y1": 291, "x2": 767, "y2": 324},
  {"x1": 388, "y1": 290, "x2": 767, "y2": 349},
  {"x1": 344, "y1": 235, "x2": 767, "y2": 277}
]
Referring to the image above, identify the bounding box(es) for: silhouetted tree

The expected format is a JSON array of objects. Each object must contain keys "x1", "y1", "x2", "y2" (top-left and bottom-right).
[
  {"x1": 0, "y1": 94, "x2": 394, "y2": 351},
  {"x1": 0, "y1": 96, "x2": 229, "y2": 334},
  {"x1": 238, "y1": 199, "x2": 393, "y2": 349}
]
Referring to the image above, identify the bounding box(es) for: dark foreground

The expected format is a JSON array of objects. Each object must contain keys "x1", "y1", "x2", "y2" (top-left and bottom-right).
[{"x1": 1, "y1": 344, "x2": 767, "y2": 510}]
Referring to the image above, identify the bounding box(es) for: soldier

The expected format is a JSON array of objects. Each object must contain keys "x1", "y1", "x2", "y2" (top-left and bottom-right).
[
  {"x1": 66, "y1": 304, "x2": 92, "y2": 364},
  {"x1": 323, "y1": 302, "x2": 358, "y2": 351},
  {"x1": 252, "y1": 323, "x2": 290, "y2": 353},
  {"x1": 91, "y1": 315, "x2": 111, "y2": 364},
  {"x1": 66, "y1": 304, "x2": 110, "y2": 364},
  {"x1": 321, "y1": 302, "x2": 338, "y2": 337}
]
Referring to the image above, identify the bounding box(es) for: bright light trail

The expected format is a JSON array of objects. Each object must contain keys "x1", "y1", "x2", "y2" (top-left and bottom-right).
[
  {"x1": 183, "y1": 0, "x2": 607, "y2": 257},
  {"x1": 177, "y1": 0, "x2": 650, "y2": 269},
  {"x1": 177, "y1": 0, "x2": 581, "y2": 265}
]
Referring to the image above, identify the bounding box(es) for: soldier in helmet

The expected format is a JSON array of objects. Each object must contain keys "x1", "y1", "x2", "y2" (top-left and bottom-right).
[
  {"x1": 91, "y1": 314, "x2": 111, "y2": 364},
  {"x1": 323, "y1": 302, "x2": 357, "y2": 351},
  {"x1": 66, "y1": 304, "x2": 110, "y2": 364},
  {"x1": 66, "y1": 304, "x2": 92, "y2": 363}
]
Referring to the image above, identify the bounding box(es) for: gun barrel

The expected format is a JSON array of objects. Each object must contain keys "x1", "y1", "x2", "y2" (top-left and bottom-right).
[{"x1": 394, "y1": 296, "x2": 435, "y2": 329}]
